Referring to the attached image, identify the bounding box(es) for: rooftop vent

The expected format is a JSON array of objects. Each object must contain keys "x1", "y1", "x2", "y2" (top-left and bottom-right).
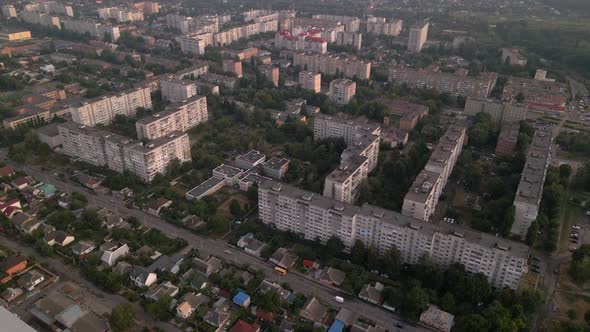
[
  {"x1": 333, "y1": 204, "x2": 344, "y2": 211},
  {"x1": 496, "y1": 244, "x2": 509, "y2": 251},
  {"x1": 272, "y1": 184, "x2": 282, "y2": 191},
  {"x1": 409, "y1": 223, "x2": 421, "y2": 230},
  {"x1": 452, "y1": 231, "x2": 464, "y2": 238},
  {"x1": 301, "y1": 194, "x2": 313, "y2": 201}
]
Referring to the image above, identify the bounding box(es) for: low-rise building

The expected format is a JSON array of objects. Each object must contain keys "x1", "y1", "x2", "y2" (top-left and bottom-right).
[
  {"x1": 176, "y1": 293, "x2": 209, "y2": 319},
  {"x1": 262, "y1": 157, "x2": 290, "y2": 179},
  {"x1": 0, "y1": 29, "x2": 32, "y2": 41},
  {"x1": 419, "y1": 305, "x2": 455, "y2": 332}
]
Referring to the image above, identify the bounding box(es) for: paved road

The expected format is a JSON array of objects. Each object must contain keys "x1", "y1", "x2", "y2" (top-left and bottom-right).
[{"x1": 15, "y1": 162, "x2": 428, "y2": 332}]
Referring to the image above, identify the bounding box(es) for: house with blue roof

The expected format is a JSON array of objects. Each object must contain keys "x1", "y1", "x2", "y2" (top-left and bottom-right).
[
  {"x1": 328, "y1": 320, "x2": 345, "y2": 332},
  {"x1": 232, "y1": 290, "x2": 251, "y2": 307}
]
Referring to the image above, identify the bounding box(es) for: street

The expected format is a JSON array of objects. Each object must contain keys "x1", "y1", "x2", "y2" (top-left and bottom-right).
[{"x1": 13, "y1": 162, "x2": 428, "y2": 332}]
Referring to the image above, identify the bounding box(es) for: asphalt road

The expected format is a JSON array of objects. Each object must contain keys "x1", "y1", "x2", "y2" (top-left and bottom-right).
[{"x1": 15, "y1": 162, "x2": 429, "y2": 332}]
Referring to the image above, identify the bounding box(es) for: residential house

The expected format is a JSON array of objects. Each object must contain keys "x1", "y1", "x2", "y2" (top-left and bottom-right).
[
  {"x1": 148, "y1": 253, "x2": 184, "y2": 274},
  {"x1": 335, "y1": 307, "x2": 355, "y2": 326},
  {"x1": 192, "y1": 256, "x2": 222, "y2": 276},
  {"x1": 419, "y1": 305, "x2": 455, "y2": 332},
  {"x1": 269, "y1": 247, "x2": 296, "y2": 270},
  {"x1": 44, "y1": 230, "x2": 75, "y2": 246},
  {"x1": 244, "y1": 238, "x2": 267, "y2": 257},
  {"x1": 0, "y1": 165, "x2": 15, "y2": 177},
  {"x1": 146, "y1": 281, "x2": 179, "y2": 301},
  {"x1": 113, "y1": 261, "x2": 133, "y2": 275},
  {"x1": 176, "y1": 293, "x2": 209, "y2": 319},
  {"x1": 71, "y1": 241, "x2": 96, "y2": 257},
  {"x1": 11, "y1": 176, "x2": 34, "y2": 190},
  {"x1": 11, "y1": 212, "x2": 40, "y2": 234},
  {"x1": 229, "y1": 319, "x2": 261, "y2": 332},
  {"x1": 0, "y1": 198, "x2": 21, "y2": 219},
  {"x1": 358, "y1": 282, "x2": 383, "y2": 304},
  {"x1": 18, "y1": 270, "x2": 45, "y2": 291},
  {"x1": 0, "y1": 255, "x2": 27, "y2": 283},
  {"x1": 1, "y1": 287, "x2": 23, "y2": 302},
  {"x1": 299, "y1": 297, "x2": 328, "y2": 324},
  {"x1": 318, "y1": 267, "x2": 346, "y2": 287},
  {"x1": 100, "y1": 243, "x2": 129, "y2": 266},
  {"x1": 129, "y1": 266, "x2": 157, "y2": 288},
  {"x1": 232, "y1": 291, "x2": 251, "y2": 307},
  {"x1": 256, "y1": 309, "x2": 274, "y2": 324},
  {"x1": 147, "y1": 198, "x2": 172, "y2": 216},
  {"x1": 203, "y1": 309, "x2": 230, "y2": 331}
]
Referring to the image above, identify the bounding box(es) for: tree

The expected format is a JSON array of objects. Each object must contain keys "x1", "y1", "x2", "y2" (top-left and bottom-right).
[
  {"x1": 325, "y1": 236, "x2": 345, "y2": 258},
  {"x1": 229, "y1": 199, "x2": 242, "y2": 218},
  {"x1": 350, "y1": 240, "x2": 367, "y2": 265},
  {"x1": 570, "y1": 244, "x2": 590, "y2": 283},
  {"x1": 144, "y1": 296, "x2": 172, "y2": 321},
  {"x1": 110, "y1": 303, "x2": 136, "y2": 332},
  {"x1": 402, "y1": 286, "x2": 429, "y2": 320},
  {"x1": 454, "y1": 314, "x2": 490, "y2": 332}
]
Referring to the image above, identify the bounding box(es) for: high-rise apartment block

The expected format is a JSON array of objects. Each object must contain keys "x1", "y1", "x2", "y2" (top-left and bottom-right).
[
  {"x1": 70, "y1": 87, "x2": 152, "y2": 126},
  {"x1": 98, "y1": 7, "x2": 144, "y2": 22},
  {"x1": 299, "y1": 71, "x2": 321, "y2": 93},
  {"x1": 311, "y1": 14, "x2": 361, "y2": 32},
  {"x1": 329, "y1": 79, "x2": 356, "y2": 105},
  {"x1": 173, "y1": 63, "x2": 209, "y2": 80},
  {"x1": 407, "y1": 22, "x2": 429, "y2": 52},
  {"x1": 463, "y1": 97, "x2": 528, "y2": 125},
  {"x1": 389, "y1": 65, "x2": 497, "y2": 98},
  {"x1": 132, "y1": 2, "x2": 159, "y2": 15},
  {"x1": 160, "y1": 76, "x2": 198, "y2": 103},
  {"x1": 365, "y1": 16, "x2": 402, "y2": 36},
  {"x1": 259, "y1": 65, "x2": 279, "y2": 87},
  {"x1": 223, "y1": 59, "x2": 243, "y2": 78},
  {"x1": 275, "y1": 30, "x2": 328, "y2": 54},
  {"x1": 258, "y1": 181, "x2": 528, "y2": 289},
  {"x1": 136, "y1": 95, "x2": 208, "y2": 140},
  {"x1": 21, "y1": 10, "x2": 61, "y2": 29},
  {"x1": 63, "y1": 19, "x2": 120, "y2": 41},
  {"x1": 25, "y1": 1, "x2": 73, "y2": 16},
  {"x1": 315, "y1": 114, "x2": 381, "y2": 203},
  {"x1": 178, "y1": 35, "x2": 209, "y2": 55},
  {"x1": 293, "y1": 52, "x2": 371, "y2": 80},
  {"x1": 58, "y1": 122, "x2": 191, "y2": 182},
  {"x1": 510, "y1": 131, "x2": 553, "y2": 239},
  {"x1": 2, "y1": 5, "x2": 17, "y2": 18},
  {"x1": 402, "y1": 122, "x2": 467, "y2": 221}
]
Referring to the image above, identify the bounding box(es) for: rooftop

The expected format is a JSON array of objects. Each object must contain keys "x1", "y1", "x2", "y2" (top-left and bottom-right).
[
  {"x1": 186, "y1": 176, "x2": 225, "y2": 198},
  {"x1": 236, "y1": 150, "x2": 266, "y2": 165},
  {"x1": 404, "y1": 170, "x2": 441, "y2": 203}
]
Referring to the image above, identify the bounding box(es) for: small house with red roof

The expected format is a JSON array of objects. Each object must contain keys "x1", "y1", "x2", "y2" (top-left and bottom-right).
[
  {"x1": 0, "y1": 165, "x2": 15, "y2": 178},
  {"x1": 0, "y1": 198, "x2": 22, "y2": 219},
  {"x1": 229, "y1": 319, "x2": 261, "y2": 332},
  {"x1": 256, "y1": 309, "x2": 274, "y2": 323},
  {"x1": 11, "y1": 176, "x2": 34, "y2": 190}
]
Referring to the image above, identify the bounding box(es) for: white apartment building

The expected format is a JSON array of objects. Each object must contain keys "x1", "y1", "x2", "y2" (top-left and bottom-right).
[
  {"x1": 63, "y1": 19, "x2": 120, "y2": 41},
  {"x1": 366, "y1": 17, "x2": 402, "y2": 36},
  {"x1": 58, "y1": 122, "x2": 191, "y2": 182},
  {"x1": 258, "y1": 181, "x2": 528, "y2": 289},
  {"x1": 2, "y1": 5, "x2": 17, "y2": 18},
  {"x1": 178, "y1": 34, "x2": 209, "y2": 55},
  {"x1": 299, "y1": 71, "x2": 321, "y2": 93},
  {"x1": 25, "y1": 1, "x2": 73, "y2": 16},
  {"x1": 311, "y1": 14, "x2": 361, "y2": 32},
  {"x1": 510, "y1": 131, "x2": 553, "y2": 239},
  {"x1": 329, "y1": 79, "x2": 356, "y2": 105},
  {"x1": 136, "y1": 95, "x2": 208, "y2": 140},
  {"x1": 464, "y1": 97, "x2": 528, "y2": 125},
  {"x1": 160, "y1": 76, "x2": 198, "y2": 103},
  {"x1": 98, "y1": 7, "x2": 144, "y2": 22},
  {"x1": 408, "y1": 22, "x2": 429, "y2": 53},
  {"x1": 323, "y1": 155, "x2": 370, "y2": 204},
  {"x1": 402, "y1": 122, "x2": 467, "y2": 221},
  {"x1": 21, "y1": 10, "x2": 61, "y2": 29},
  {"x1": 173, "y1": 63, "x2": 209, "y2": 80},
  {"x1": 313, "y1": 113, "x2": 381, "y2": 149},
  {"x1": 70, "y1": 86, "x2": 152, "y2": 126}
]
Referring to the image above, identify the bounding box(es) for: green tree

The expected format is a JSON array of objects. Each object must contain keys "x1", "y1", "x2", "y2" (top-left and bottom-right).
[
  {"x1": 110, "y1": 303, "x2": 136, "y2": 332},
  {"x1": 350, "y1": 240, "x2": 367, "y2": 265},
  {"x1": 229, "y1": 199, "x2": 242, "y2": 218}
]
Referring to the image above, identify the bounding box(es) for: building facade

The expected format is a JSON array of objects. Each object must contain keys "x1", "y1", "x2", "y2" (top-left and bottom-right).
[
  {"x1": 408, "y1": 22, "x2": 429, "y2": 52},
  {"x1": 299, "y1": 71, "x2": 321, "y2": 93},
  {"x1": 293, "y1": 52, "x2": 371, "y2": 80},
  {"x1": 160, "y1": 76, "x2": 198, "y2": 103},
  {"x1": 329, "y1": 79, "x2": 356, "y2": 105}
]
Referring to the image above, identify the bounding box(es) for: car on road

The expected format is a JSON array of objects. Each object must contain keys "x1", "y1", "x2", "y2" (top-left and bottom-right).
[
  {"x1": 572, "y1": 225, "x2": 581, "y2": 230},
  {"x1": 333, "y1": 296, "x2": 344, "y2": 304},
  {"x1": 224, "y1": 249, "x2": 232, "y2": 254}
]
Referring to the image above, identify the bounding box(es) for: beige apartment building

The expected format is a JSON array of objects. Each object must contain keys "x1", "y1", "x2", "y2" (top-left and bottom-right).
[
  {"x1": 223, "y1": 59, "x2": 243, "y2": 78},
  {"x1": 329, "y1": 79, "x2": 356, "y2": 105},
  {"x1": 58, "y1": 122, "x2": 190, "y2": 182},
  {"x1": 0, "y1": 30, "x2": 32, "y2": 42},
  {"x1": 407, "y1": 22, "x2": 429, "y2": 52},
  {"x1": 21, "y1": 10, "x2": 62, "y2": 30},
  {"x1": 259, "y1": 65, "x2": 279, "y2": 87},
  {"x1": 464, "y1": 97, "x2": 528, "y2": 125},
  {"x1": 293, "y1": 52, "x2": 371, "y2": 80},
  {"x1": 70, "y1": 86, "x2": 152, "y2": 126},
  {"x1": 136, "y1": 95, "x2": 208, "y2": 140},
  {"x1": 298, "y1": 71, "x2": 321, "y2": 93},
  {"x1": 2, "y1": 5, "x2": 17, "y2": 18},
  {"x1": 258, "y1": 181, "x2": 528, "y2": 289},
  {"x1": 160, "y1": 76, "x2": 198, "y2": 103}
]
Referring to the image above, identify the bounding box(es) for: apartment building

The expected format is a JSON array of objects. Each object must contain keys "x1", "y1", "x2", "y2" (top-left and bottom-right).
[
  {"x1": 25, "y1": 1, "x2": 73, "y2": 16},
  {"x1": 63, "y1": 19, "x2": 120, "y2": 41},
  {"x1": 178, "y1": 34, "x2": 209, "y2": 55},
  {"x1": 402, "y1": 122, "x2": 467, "y2": 221},
  {"x1": 311, "y1": 14, "x2": 361, "y2": 32},
  {"x1": 224, "y1": 47, "x2": 258, "y2": 61},
  {"x1": 365, "y1": 16, "x2": 402, "y2": 36},
  {"x1": 98, "y1": 7, "x2": 144, "y2": 22},
  {"x1": 275, "y1": 30, "x2": 328, "y2": 54},
  {"x1": 160, "y1": 76, "x2": 198, "y2": 103},
  {"x1": 381, "y1": 98, "x2": 429, "y2": 130},
  {"x1": 166, "y1": 14, "x2": 219, "y2": 34},
  {"x1": 464, "y1": 97, "x2": 528, "y2": 125},
  {"x1": 495, "y1": 122, "x2": 520, "y2": 156},
  {"x1": 259, "y1": 65, "x2": 279, "y2": 87},
  {"x1": 314, "y1": 113, "x2": 381, "y2": 148},
  {"x1": 212, "y1": 20, "x2": 278, "y2": 46},
  {"x1": 58, "y1": 122, "x2": 190, "y2": 182},
  {"x1": 510, "y1": 131, "x2": 553, "y2": 239},
  {"x1": 132, "y1": 2, "x2": 159, "y2": 14},
  {"x1": 258, "y1": 181, "x2": 528, "y2": 289},
  {"x1": 0, "y1": 30, "x2": 32, "y2": 42},
  {"x1": 389, "y1": 65, "x2": 497, "y2": 98},
  {"x1": 173, "y1": 63, "x2": 209, "y2": 80},
  {"x1": 336, "y1": 32, "x2": 362, "y2": 50},
  {"x1": 70, "y1": 86, "x2": 152, "y2": 126},
  {"x1": 293, "y1": 52, "x2": 371, "y2": 80},
  {"x1": 199, "y1": 73, "x2": 237, "y2": 89},
  {"x1": 299, "y1": 71, "x2": 321, "y2": 93},
  {"x1": 330, "y1": 79, "x2": 356, "y2": 105},
  {"x1": 21, "y1": 10, "x2": 61, "y2": 30},
  {"x1": 502, "y1": 76, "x2": 567, "y2": 113},
  {"x1": 2, "y1": 5, "x2": 17, "y2": 18},
  {"x1": 136, "y1": 95, "x2": 208, "y2": 140},
  {"x1": 408, "y1": 22, "x2": 429, "y2": 53},
  {"x1": 223, "y1": 59, "x2": 243, "y2": 78}
]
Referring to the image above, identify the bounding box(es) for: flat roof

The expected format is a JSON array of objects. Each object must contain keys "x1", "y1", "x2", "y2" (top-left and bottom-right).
[
  {"x1": 214, "y1": 164, "x2": 243, "y2": 177},
  {"x1": 0, "y1": 307, "x2": 36, "y2": 332},
  {"x1": 326, "y1": 155, "x2": 367, "y2": 182},
  {"x1": 136, "y1": 95, "x2": 206, "y2": 125},
  {"x1": 404, "y1": 169, "x2": 441, "y2": 203},
  {"x1": 236, "y1": 150, "x2": 266, "y2": 165},
  {"x1": 263, "y1": 157, "x2": 290, "y2": 170},
  {"x1": 187, "y1": 176, "x2": 225, "y2": 198}
]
